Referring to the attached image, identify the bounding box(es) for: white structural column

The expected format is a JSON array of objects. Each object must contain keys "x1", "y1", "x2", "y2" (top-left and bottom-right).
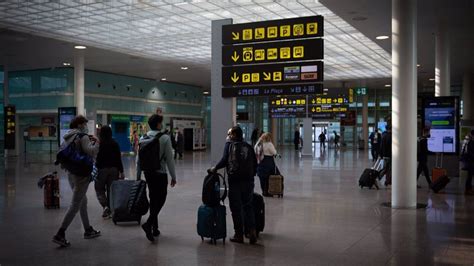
[
  {"x1": 74, "y1": 49, "x2": 85, "y2": 115},
  {"x1": 435, "y1": 24, "x2": 450, "y2": 97},
  {"x1": 362, "y1": 94, "x2": 369, "y2": 150},
  {"x1": 301, "y1": 118, "x2": 312, "y2": 156},
  {"x1": 391, "y1": 0, "x2": 417, "y2": 208},
  {"x1": 211, "y1": 19, "x2": 236, "y2": 163},
  {"x1": 462, "y1": 74, "x2": 473, "y2": 121}
]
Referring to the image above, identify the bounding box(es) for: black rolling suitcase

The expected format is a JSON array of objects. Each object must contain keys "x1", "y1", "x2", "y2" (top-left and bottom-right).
[
  {"x1": 110, "y1": 180, "x2": 148, "y2": 225},
  {"x1": 246, "y1": 193, "x2": 265, "y2": 237},
  {"x1": 359, "y1": 158, "x2": 383, "y2": 189},
  {"x1": 431, "y1": 175, "x2": 450, "y2": 193}
]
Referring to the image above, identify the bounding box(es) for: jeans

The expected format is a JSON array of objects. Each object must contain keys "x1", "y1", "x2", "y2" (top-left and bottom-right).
[
  {"x1": 228, "y1": 181, "x2": 255, "y2": 235},
  {"x1": 60, "y1": 173, "x2": 91, "y2": 231},
  {"x1": 416, "y1": 161, "x2": 431, "y2": 185},
  {"x1": 144, "y1": 171, "x2": 168, "y2": 229},
  {"x1": 94, "y1": 167, "x2": 119, "y2": 208}
]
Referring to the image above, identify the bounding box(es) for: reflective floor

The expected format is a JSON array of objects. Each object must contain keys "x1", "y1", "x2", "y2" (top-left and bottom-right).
[{"x1": 1, "y1": 146, "x2": 473, "y2": 265}]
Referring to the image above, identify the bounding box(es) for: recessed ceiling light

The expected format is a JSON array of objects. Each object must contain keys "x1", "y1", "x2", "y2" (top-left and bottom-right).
[
  {"x1": 429, "y1": 78, "x2": 435, "y2": 81},
  {"x1": 161, "y1": 78, "x2": 167, "y2": 81},
  {"x1": 74, "y1": 45, "x2": 87, "y2": 49},
  {"x1": 384, "y1": 84, "x2": 391, "y2": 87},
  {"x1": 417, "y1": 64, "x2": 420, "y2": 67},
  {"x1": 376, "y1": 36, "x2": 389, "y2": 40},
  {"x1": 203, "y1": 91, "x2": 209, "y2": 95},
  {"x1": 180, "y1": 66, "x2": 188, "y2": 70},
  {"x1": 62, "y1": 62, "x2": 71, "y2": 66}
]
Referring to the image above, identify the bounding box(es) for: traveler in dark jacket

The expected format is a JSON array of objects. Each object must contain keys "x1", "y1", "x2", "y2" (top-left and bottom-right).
[
  {"x1": 379, "y1": 124, "x2": 392, "y2": 186},
  {"x1": 53, "y1": 115, "x2": 100, "y2": 247},
  {"x1": 416, "y1": 129, "x2": 431, "y2": 188},
  {"x1": 209, "y1": 126, "x2": 258, "y2": 244},
  {"x1": 294, "y1": 129, "x2": 300, "y2": 150},
  {"x1": 251, "y1": 127, "x2": 260, "y2": 147},
  {"x1": 94, "y1": 125, "x2": 124, "y2": 219},
  {"x1": 173, "y1": 128, "x2": 184, "y2": 160},
  {"x1": 465, "y1": 130, "x2": 474, "y2": 195},
  {"x1": 369, "y1": 129, "x2": 381, "y2": 161}
]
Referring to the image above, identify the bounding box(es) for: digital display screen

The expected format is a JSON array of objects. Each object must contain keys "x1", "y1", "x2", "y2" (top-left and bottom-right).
[
  {"x1": 58, "y1": 107, "x2": 76, "y2": 146},
  {"x1": 423, "y1": 97, "x2": 459, "y2": 153}
]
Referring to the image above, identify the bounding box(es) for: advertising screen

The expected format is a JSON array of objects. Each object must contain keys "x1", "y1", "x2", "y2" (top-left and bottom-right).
[
  {"x1": 58, "y1": 107, "x2": 76, "y2": 146},
  {"x1": 423, "y1": 97, "x2": 459, "y2": 153}
]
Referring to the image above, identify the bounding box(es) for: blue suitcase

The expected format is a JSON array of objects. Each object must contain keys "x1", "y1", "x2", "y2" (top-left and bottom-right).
[{"x1": 197, "y1": 204, "x2": 226, "y2": 245}]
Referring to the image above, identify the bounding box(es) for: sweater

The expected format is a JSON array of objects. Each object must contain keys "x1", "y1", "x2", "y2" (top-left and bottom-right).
[{"x1": 96, "y1": 139, "x2": 124, "y2": 173}]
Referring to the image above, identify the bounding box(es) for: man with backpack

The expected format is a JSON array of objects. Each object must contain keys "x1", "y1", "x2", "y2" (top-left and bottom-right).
[
  {"x1": 209, "y1": 126, "x2": 258, "y2": 244},
  {"x1": 139, "y1": 114, "x2": 177, "y2": 242}
]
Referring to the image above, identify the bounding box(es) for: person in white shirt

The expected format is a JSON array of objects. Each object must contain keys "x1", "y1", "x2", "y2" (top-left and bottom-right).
[{"x1": 254, "y1": 133, "x2": 278, "y2": 197}]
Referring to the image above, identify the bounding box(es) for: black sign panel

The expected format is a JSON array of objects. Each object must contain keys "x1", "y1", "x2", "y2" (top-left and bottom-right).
[
  {"x1": 222, "y1": 83, "x2": 323, "y2": 97},
  {"x1": 222, "y1": 61, "x2": 323, "y2": 87},
  {"x1": 223, "y1": 15, "x2": 324, "y2": 45},
  {"x1": 222, "y1": 38, "x2": 323, "y2": 66},
  {"x1": 270, "y1": 96, "x2": 307, "y2": 118},
  {"x1": 309, "y1": 104, "x2": 349, "y2": 114},
  {"x1": 4, "y1": 105, "x2": 16, "y2": 150}
]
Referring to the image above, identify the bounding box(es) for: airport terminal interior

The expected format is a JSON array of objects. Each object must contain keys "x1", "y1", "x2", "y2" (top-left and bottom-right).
[{"x1": 1, "y1": 0, "x2": 474, "y2": 265}]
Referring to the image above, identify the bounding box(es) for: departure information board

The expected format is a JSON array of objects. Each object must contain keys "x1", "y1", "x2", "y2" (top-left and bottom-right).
[{"x1": 269, "y1": 96, "x2": 307, "y2": 118}]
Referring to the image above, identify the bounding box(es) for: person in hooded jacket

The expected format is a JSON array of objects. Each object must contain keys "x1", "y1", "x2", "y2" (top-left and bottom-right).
[{"x1": 53, "y1": 115, "x2": 100, "y2": 247}]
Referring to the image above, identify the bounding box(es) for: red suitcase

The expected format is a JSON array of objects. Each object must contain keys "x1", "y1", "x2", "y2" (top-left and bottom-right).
[{"x1": 44, "y1": 172, "x2": 60, "y2": 209}]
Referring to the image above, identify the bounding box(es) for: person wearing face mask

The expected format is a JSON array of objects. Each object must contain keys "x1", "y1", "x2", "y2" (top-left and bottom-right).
[
  {"x1": 52, "y1": 115, "x2": 100, "y2": 247},
  {"x1": 416, "y1": 129, "x2": 431, "y2": 188}
]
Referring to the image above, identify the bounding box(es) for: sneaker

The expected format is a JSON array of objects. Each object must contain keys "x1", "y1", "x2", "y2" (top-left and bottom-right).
[
  {"x1": 230, "y1": 233, "x2": 244, "y2": 244},
  {"x1": 102, "y1": 207, "x2": 111, "y2": 219},
  {"x1": 142, "y1": 223, "x2": 154, "y2": 242},
  {"x1": 152, "y1": 227, "x2": 160, "y2": 237},
  {"x1": 52, "y1": 234, "x2": 71, "y2": 247},
  {"x1": 84, "y1": 227, "x2": 101, "y2": 239}
]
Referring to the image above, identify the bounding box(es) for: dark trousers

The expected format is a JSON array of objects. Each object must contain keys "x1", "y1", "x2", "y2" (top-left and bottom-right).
[
  {"x1": 228, "y1": 181, "x2": 255, "y2": 235},
  {"x1": 144, "y1": 171, "x2": 168, "y2": 229},
  {"x1": 294, "y1": 143, "x2": 299, "y2": 150},
  {"x1": 467, "y1": 166, "x2": 473, "y2": 191},
  {"x1": 371, "y1": 145, "x2": 379, "y2": 161},
  {"x1": 416, "y1": 161, "x2": 431, "y2": 185},
  {"x1": 174, "y1": 150, "x2": 183, "y2": 159}
]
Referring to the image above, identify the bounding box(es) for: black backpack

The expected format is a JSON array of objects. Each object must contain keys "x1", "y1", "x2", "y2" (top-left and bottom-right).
[
  {"x1": 202, "y1": 172, "x2": 227, "y2": 207},
  {"x1": 138, "y1": 133, "x2": 164, "y2": 172},
  {"x1": 226, "y1": 142, "x2": 256, "y2": 178}
]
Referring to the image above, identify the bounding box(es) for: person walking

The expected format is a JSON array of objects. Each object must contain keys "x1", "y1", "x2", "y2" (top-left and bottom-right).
[
  {"x1": 52, "y1": 115, "x2": 100, "y2": 247},
  {"x1": 416, "y1": 129, "x2": 432, "y2": 188},
  {"x1": 333, "y1": 131, "x2": 340, "y2": 149},
  {"x1": 465, "y1": 130, "x2": 474, "y2": 195},
  {"x1": 209, "y1": 126, "x2": 258, "y2": 244},
  {"x1": 255, "y1": 133, "x2": 278, "y2": 197},
  {"x1": 94, "y1": 125, "x2": 124, "y2": 219},
  {"x1": 294, "y1": 128, "x2": 300, "y2": 151},
  {"x1": 369, "y1": 129, "x2": 381, "y2": 161},
  {"x1": 251, "y1": 127, "x2": 260, "y2": 147},
  {"x1": 140, "y1": 114, "x2": 177, "y2": 242},
  {"x1": 318, "y1": 132, "x2": 326, "y2": 150},
  {"x1": 173, "y1": 128, "x2": 184, "y2": 160},
  {"x1": 379, "y1": 123, "x2": 392, "y2": 186}
]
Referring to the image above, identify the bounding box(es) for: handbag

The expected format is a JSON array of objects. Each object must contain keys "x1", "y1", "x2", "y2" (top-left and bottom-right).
[{"x1": 56, "y1": 133, "x2": 94, "y2": 177}]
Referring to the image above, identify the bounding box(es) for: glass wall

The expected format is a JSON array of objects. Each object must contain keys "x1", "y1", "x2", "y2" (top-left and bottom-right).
[{"x1": 0, "y1": 67, "x2": 4, "y2": 155}]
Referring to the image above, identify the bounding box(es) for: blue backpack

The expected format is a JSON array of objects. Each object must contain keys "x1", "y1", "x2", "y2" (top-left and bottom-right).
[{"x1": 56, "y1": 133, "x2": 94, "y2": 177}]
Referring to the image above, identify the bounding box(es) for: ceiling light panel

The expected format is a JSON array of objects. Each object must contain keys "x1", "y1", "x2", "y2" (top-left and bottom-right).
[{"x1": 0, "y1": 0, "x2": 391, "y2": 80}]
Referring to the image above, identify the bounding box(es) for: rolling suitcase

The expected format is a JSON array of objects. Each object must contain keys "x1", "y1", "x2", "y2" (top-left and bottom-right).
[
  {"x1": 358, "y1": 158, "x2": 382, "y2": 189},
  {"x1": 197, "y1": 204, "x2": 226, "y2": 245},
  {"x1": 431, "y1": 175, "x2": 450, "y2": 193},
  {"x1": 432, "y1": 153, "x2": 447, "y2": 185},
  {"x1": 44, "y1": 172, "x2": 60, "y2": 209},
  {"x1": 110, "y1": 180, "x2": 144, "y2": 225},
  {"x1": 268, "y1": 159, "x2": 284, "y2": 197},
  {"x1": 245, "y1": 193, "x2": 265, "y2": 238}
]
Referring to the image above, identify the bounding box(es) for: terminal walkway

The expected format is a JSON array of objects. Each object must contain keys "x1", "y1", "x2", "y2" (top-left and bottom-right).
[{"x1": 0, "y1": 148, "x2": 473, "y2": 265}]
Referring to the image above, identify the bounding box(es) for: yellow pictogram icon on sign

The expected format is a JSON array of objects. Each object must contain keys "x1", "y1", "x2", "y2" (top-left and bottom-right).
[
  {"x1": 263, "y1": 72, "x2": 271, "y2": 81},
  {"x1": 316, "y1": 107, "x2": 321, "y2": 112},
  {"x1": 317, "y1": 98, "x2": 321, "y2": 104},
  {"x1": 293, "y1": 46, "x2": 304, "y2": 58},
  {"x1": 255, "y1": 49, "x2": 265, "y2": 61},
  {"x1": 242, "y1": 73, "x2": 251, "y2": 83},
  {"x1": 302, "y1": 99, "x2": 306, "y2": 105},
  {"x1": 243, "y1": 47, "x2": 253, "y2": 62},
  {"x1": 267, "y1": 48, "x2": 278, "y2": 60},
  {"x1": 273, "y1": 72, "x2": 282, "y2": 81},
  {"x1": 255, "y1": 27, "x2": 265, "y2": 39},
  {"x1": 327, "y1": 98, "x2": 332, "y2": 104},
  {"x1": 280, "y1": 47, "x2": 291, "y2": 59},
  {"x1": 251, "y1": 73, "x2": 260, "y2": 82},
  {"x1": 232, "y1": 32, "x2": 240, "y2": 40},
  {"x1": 267, "y1": 26, "x2": 278, "y2": 38},
  {"x1": 243, "y1": 29, "x2": 252, "y2": 40},
  {"x1": 231, "y1": 72, "x2": 239, "y2": 83},
  {"x1": 322, "y1": 99, "x2": 327, "y2": 104},
  {"x1": 276, "y1": 100, "x2": 281, "y2": 105},
  {"x1": 307, "y1": 22, "x2": 318, "y2": 35},
  {"x1": 293, "y1": 24, "x2": 304, "y2": 36},
  {"x1": 231, "y1": 51, "x2": 240, "y2": 62},
  {"x1": 338, "y1": 98, "x2": 343, "y2": 104},
  {"x1": 312, "y1": 99, "x2": 316, "y2": 104},
  {"x1": 280, "y1": 25, "x2": 291, "y2": 37}
]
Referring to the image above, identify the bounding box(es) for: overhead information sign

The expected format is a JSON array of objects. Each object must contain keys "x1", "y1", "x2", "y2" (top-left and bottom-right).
[
  {"x1": 223, "y1": 15, "x2": 324, "y2": 45},
  {"x1": 222, "y1": 61, "x2": 323, "y2": 87},
  {"x1": 270, "y1": 96, "x2": 307, "y2": 118},
  {"x1": 222, "y1": 38, "x2": 323, "y2": 66},
  {"x1": 222, "y1": 83, "x2": 323, "y2": 97},
  {"x1": 309, "y1": 94, "x2": 349, "y2": 105},
  {"x1": 4, "y1": 105, "x2": 16, "y2": 150},
  {"x1": 310, "y1": 104, "x2": 349, "y2": 114}
]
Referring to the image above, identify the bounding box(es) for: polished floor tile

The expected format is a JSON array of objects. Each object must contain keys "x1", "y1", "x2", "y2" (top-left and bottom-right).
[{"x1": 1, "y1": 146, "x2": 474, "y2": 265}]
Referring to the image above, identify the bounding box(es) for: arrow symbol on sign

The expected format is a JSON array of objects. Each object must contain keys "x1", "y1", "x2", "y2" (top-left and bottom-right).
[
  {"x1": 231, "y1": 51, "x2": 240, "y2": 62},
  {"x1": 232, "y1": 32, "x2": 239, "y2": 40},
  {"x1": 263, "y1": 72, "x2": 271, "y2": 81},
  {"x1": 231, "y1": 73, "x2": 239, "y2": 83}
]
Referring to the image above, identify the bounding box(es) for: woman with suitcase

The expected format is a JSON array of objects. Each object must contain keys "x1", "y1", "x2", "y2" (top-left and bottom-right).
[{"x1": 255, "y1": 133, "x2": 278, "y2": 197}]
